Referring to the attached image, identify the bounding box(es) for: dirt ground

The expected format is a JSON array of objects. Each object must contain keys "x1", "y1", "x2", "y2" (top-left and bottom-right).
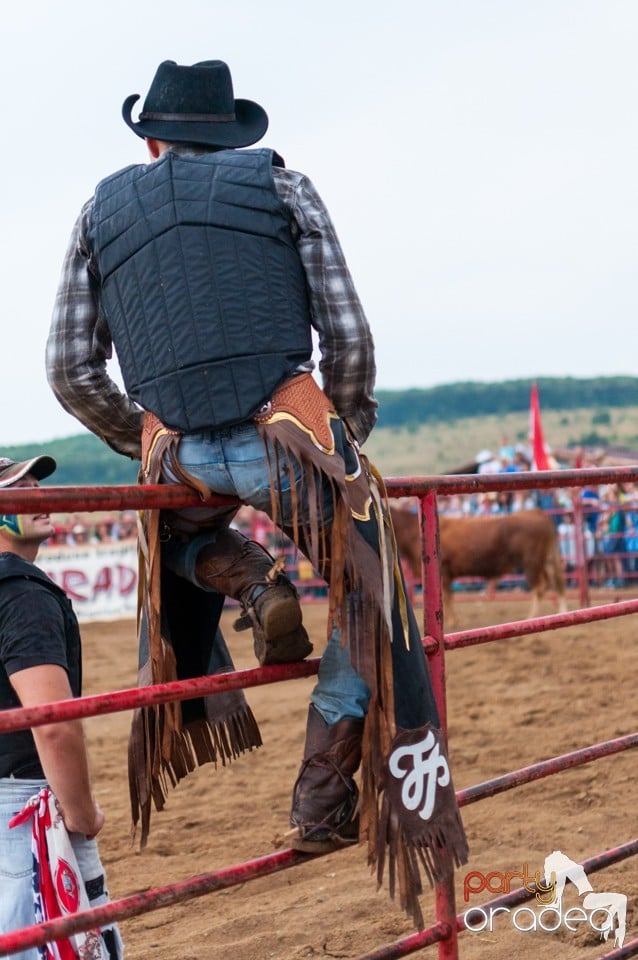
[{"x1": 79, "y1": 593, "x2": 637, "y2": 960}]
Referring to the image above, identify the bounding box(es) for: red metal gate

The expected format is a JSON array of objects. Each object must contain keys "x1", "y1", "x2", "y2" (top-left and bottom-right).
[{"x1": 0, "y1": 467, "x2": 635, "y2": 958}]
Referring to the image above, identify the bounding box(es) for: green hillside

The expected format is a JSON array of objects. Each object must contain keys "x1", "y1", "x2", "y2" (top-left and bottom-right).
[
  {"x1": 4, "y1": 376, "x2": 638, "y2": 483},
  {"x1": 375, "y1": 375, "x2": 638, "y2": 428},
  {"x1": 364, "y1": 405, "x2": 638, "y2": 475},
  {"x1": 0, "y1": 433, "x2": 139, "y2": 487}
]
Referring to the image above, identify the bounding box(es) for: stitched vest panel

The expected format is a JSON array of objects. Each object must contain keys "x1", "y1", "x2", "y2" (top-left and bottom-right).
[{"x1": 89, "y1": 149, "x2": 313, "y2": 432}]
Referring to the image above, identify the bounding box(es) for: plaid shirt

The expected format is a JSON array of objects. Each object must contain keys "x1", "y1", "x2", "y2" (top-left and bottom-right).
[{"x1": 46, "y1": 160, "x2": 378, "y2": 460}]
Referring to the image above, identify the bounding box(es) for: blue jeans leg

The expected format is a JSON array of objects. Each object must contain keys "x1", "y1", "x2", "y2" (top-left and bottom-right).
[
  {"x1": 311, "y1": 626, "x2": 370, "y2": 723},
  {"x1": 161, "y1": 423, "x2": 370, "y2": 723},
  {"x1": 0, "y1": 778, "x2": 43, "y2": 960}
]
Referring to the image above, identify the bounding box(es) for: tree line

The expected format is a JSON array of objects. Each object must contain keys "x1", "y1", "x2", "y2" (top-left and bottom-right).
[
  {"x1": 4, "y1": 376, "x2": 638, "y2": 485},
  {"x1": 376, "y1": 376, "x2": 638, "y2": 428}
]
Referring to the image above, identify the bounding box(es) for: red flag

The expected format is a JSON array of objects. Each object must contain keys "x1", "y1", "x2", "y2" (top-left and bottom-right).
[{"x1": 530, "y1": 382, "x2": 551, "y2": 470}]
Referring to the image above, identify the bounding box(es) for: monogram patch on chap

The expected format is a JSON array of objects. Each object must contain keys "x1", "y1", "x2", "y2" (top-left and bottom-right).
[{"x1": 386, "y1": 724, "x2": 457, "y2": 840}]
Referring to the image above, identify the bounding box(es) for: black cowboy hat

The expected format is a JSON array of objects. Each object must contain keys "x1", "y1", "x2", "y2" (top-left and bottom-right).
[{"x1": 122, "y1": 59, "x2": 268, "y2": 148}]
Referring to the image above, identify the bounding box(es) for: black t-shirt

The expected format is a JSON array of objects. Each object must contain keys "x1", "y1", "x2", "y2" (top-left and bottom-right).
[{"x1": 0, "y1": 553, "x2": 82, "y2": 778}]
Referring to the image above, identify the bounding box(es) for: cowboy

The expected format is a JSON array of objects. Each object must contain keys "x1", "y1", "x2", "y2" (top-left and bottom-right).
[
  {"x1": 0, "y1": 455, "x2": 122, "y2": 958},
  {"x1": 46, "y1": 59, "x2": 468, "y2": 925},
  {"x1": 46, "y1": 62, "x2": 310, "y2": 673}
]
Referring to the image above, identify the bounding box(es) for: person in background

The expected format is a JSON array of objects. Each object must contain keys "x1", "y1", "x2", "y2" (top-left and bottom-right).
[
  {"x1": 115, "y1": 512, "x2": 137, "y2": 541},
  {"x1": 581, "y1": 485, "x2": 602, "y2": 538},
  {"x1": 623, "y1": 482, "x2": 638, "y2": 578},
  {"x1": 0, "y1": 455, "x2": 122, "y2": 959},
  {"x1": 599, "y1": 484, "x2": 627, "y2": 588},
  {"x1": 94, "y1": 516, "x2": 116, "y2": 543}
]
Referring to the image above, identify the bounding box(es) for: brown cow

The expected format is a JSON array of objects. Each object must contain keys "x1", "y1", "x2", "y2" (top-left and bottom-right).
[{"x1": 390, "y1": 506, "x2": 567, "y2": 626}]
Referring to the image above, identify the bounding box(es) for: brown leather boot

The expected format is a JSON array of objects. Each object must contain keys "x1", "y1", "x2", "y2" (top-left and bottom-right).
[
  {"x1": 195, "y1": 528, "x2": 313, "y2": 666},
  {"x1": 290, "y1": 705, "x2": 363, "y2": 853}
]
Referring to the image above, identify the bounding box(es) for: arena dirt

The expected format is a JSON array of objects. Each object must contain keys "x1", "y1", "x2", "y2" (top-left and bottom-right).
[{"x1": 80, "y1": 596, "x2": 636, "y2": 959}]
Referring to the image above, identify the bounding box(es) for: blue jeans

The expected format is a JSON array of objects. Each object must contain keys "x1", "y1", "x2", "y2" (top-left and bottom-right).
[
  {"x1": 161, "y1": 420, "x2": 370, "y2": 723},
  {"x1": 0, "y1": 779, "x2": 123, "y2": 960}
]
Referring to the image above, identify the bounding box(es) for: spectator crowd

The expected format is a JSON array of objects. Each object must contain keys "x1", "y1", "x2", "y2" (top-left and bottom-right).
[
  {"x1": 40, "y1": 512, "x2": 138, "y2": 547},
  {"x1": 433, "y1": 437, "x2": 638, "y2": 589},
  {"x1": 39, "y1": 440, "x2": 638, "y2": 592}
]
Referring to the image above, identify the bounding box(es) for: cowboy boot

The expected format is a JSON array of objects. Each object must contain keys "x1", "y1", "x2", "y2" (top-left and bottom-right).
[
  {"x1": 290, "y1": 704, "x2": 363, "y2": 853},
  {"x1": 195, "y1": 528, "x2": 313, "y2": 666}
]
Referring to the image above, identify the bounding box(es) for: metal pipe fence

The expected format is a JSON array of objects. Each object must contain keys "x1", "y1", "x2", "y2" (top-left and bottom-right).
[{"x1": 0, "y1": 465, "x2": 635, "y2": 958}]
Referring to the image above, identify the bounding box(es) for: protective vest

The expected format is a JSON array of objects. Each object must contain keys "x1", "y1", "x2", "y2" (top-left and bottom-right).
[
  {"x1": 88, "y1": 148, "x2": 313, "y2": 432},
  {"x1": 0, "y1": 555, "x2": 82, "y2": 778}
]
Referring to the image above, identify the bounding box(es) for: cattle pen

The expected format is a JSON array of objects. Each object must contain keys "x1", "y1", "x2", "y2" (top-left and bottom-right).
[{"x1": 0, "y1": 464, "x2": 635, "y2": 959}]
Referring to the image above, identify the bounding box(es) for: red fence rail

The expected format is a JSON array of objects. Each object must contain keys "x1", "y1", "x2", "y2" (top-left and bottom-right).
[{"x1": 0, "y1": 465, "x2": 636, "y2": 958}]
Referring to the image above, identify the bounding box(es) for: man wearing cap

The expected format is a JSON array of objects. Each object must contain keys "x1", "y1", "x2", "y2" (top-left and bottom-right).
[
  {"x1": 0, "y1": 456, "x2": 122, "y2": 958},
  {"x1": 46, "y1": 60, "x2": 467, "y2": 924}
]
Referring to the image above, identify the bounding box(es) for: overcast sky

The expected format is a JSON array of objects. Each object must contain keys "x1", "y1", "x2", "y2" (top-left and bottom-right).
[{"x1": 2, "y1": 0, "x2": 637, "y2": 446}]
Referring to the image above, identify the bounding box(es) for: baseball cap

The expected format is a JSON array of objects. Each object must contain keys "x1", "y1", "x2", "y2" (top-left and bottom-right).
[{"x1": 0, "y1": 456, "x2": 57, "y2": 488}]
